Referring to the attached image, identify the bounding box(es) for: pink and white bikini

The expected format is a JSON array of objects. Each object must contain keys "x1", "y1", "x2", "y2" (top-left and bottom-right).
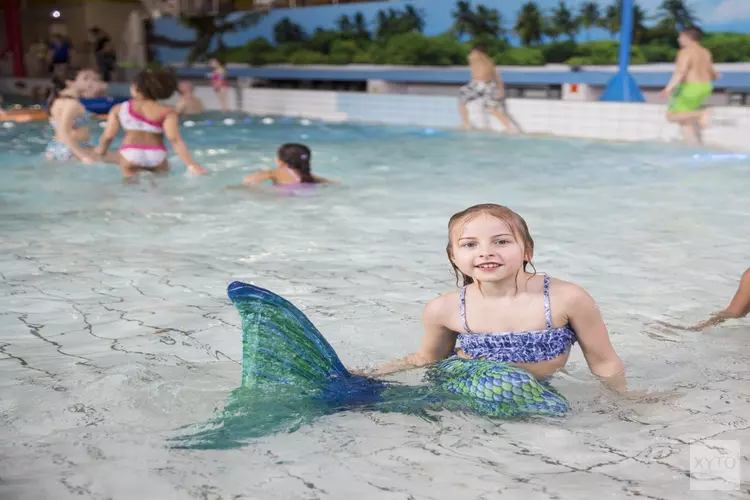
[
  {"x1": 211, "y1": 71, "x2": 228, "y2": 90},
  {"x1": 117, "y1": 100, "x2": 170, "y2": 168}
]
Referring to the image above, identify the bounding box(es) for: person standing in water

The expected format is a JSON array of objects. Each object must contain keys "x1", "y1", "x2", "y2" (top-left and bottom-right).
[
  {"x1": 95, "y1": 69, "x2": 207, "y2": 180},
  {"x1": 660, "y1": 27, "x2": 719, "y2": 145},
  {"x1": 45, "y1": 68, "x2": 118, "y2": 164},
  {"x1": 209, "y1": 58, "x2": 229, "y2": 113},
  {"x1": 458, "y1": 44, "x2": 520, "y2": 134}
]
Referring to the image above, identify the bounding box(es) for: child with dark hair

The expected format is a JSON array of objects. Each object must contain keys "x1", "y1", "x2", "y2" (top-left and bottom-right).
[
  {"x1": 242, "y1": 143, "x2": 332, "y2": 186},
  {"x1": 45, "y1": 67, "x2": 117, "y2": 163},
  {"x1": 95, "y1": 69, "x2": 207, "y2": 180}
]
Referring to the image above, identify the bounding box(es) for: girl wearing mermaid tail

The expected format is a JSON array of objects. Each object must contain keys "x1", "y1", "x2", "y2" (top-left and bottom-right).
[{"x1": 365, "y1": 203, "x2": 629, "y2": 395}]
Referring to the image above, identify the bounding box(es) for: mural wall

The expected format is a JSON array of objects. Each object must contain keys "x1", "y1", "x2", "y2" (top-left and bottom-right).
[{"x1": 148, "y1": 0, "x2": 750, "y2": 66}]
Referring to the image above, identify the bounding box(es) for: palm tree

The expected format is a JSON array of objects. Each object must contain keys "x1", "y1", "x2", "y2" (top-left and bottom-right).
[
  {"x1": 473, "y1": 4, "x2": 505, "y2": 39},
  {"x1": 338, "y1": 14, "x2": 354, "y2": 36},
  {"x1": 602, "y1": 2, "x2": 620, "y2": 38},
  {"x1": 352, "y1": 12, "x2": 370, "y2": 40},
  {"x1": 515, "y1": 2, "x2": 544, "y2": 46},
  {"x1": 452, "y1": 2, "x2": 506, "y2": 41},
  {"x1": 552, "y1": 0, "x2": 579, "y2": 41},
  {"x1": 659, "y1": 0, "x2": 697, "y2": 31},
  {"x1": 148, "y1": 11, "x2": 267, "y2": 64},
  {"x1": 578, "y1": 2, "x2": 600, "y2": 41},
  {"x1": 543, "y1": 17, "x2": 562, "y2": 42},
  {"x1": 375, "y1": 6, "x2": 425, "y2": 40},
  {"x1": 274, "y1": 17, "x2": 306, "y2": 44},
  {"x1": 451, "y1": 0, "x2": 473, "y2": 39},
  {"x1": 601, "y1": 0, "x2": 647, "y2": 42},
  {"x1": 403, "y1": 5, "x2": 426, "y2": 33}
]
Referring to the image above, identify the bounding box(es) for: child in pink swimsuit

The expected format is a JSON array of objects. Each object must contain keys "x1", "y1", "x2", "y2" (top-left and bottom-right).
[
  {"x1": 95, "y1": 69, "x2": 207, "y2": 181},
  {"x1": 209, "y1": 58, "x2": 229, "y2": 113}
]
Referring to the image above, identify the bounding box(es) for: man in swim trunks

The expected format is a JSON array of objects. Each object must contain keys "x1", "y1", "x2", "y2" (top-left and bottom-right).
[
  {"x1": 660, "y1": 27, "x2": 718, "y2": 145},
  {"x1": 459, "y1": 44, "x2": 520, "y2": 134}
]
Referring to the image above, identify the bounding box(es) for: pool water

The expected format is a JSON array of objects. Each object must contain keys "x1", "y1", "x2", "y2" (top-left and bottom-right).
[{"x1": 1, "y1": 115, "x2": 748, "y2": 499}]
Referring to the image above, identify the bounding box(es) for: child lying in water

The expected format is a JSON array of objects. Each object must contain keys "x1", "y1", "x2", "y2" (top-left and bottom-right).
[
  {"x1": 357, "y1": 203, "x2": 634, "y2": 396},
  {"x1": 243, "y1": 143, "x2": 332, "y2": 186}
]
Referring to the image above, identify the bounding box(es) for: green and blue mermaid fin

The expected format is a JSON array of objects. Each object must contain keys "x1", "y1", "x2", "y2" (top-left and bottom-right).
[{"x1": 171, "y1": 282, "x2": 569, "y2": 449}]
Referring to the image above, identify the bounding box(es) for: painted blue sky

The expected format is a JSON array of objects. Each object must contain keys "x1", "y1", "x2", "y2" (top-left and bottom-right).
[
  {"x1": 530, "y1": 0, "x2": 750, "y2": 32},
  {"x1": 152, "y1": 0, "x2": 750, "y2": 61}
]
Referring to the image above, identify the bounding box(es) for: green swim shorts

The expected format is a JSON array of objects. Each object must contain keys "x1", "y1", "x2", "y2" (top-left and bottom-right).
[{"x1": 668, "y1": 82, "x2": 713, "y2": 113}]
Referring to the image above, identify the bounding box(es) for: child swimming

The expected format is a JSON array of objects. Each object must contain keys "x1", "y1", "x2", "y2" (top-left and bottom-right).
[
  {"x1": 95, "y1": 69, "x2": 207, "y2": 180},
  {"x1": 363, "y1": 203, "x2": 629, "y2": 394},
  {"x1": 209, "y1": 58, "x2": 229, "y2": 113},
  {"x1": 242, "y1": 143, "x2": 332, "y2": 186}
]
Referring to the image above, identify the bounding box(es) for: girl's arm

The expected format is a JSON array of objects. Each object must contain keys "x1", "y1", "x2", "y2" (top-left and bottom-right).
[
  {"x1": 163, "y1": 112, "x2": 207, "y2": 175},
  {"x1": 660, "y1": 268, "x2": 750, "y2": 331},
  {"x1": 243, "y1": 170, "x2": 274, "y2": 185},
  {"x1": 686, "y1": 268, "x2": 750, "y2": 330},
  {"x1": 721, "y1": 268, "x2": 750, "y2": 318},
  {"x1": 562, "y1": 283, "x2": 627, "y2": 395},
  {"x1": 94, "y1": 104, "x2": 120, "y2": 157},
  {"x1": 364, "y1": 295, "x2": 457, "y2": 377},
  {"x1": 58, "y1": 102, "x2": 94, "y2": 163}
]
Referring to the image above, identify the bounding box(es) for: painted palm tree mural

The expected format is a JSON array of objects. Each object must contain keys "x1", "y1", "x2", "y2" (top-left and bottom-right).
[
  {"x1": 148, "y1": 0, "x2": 750, "y2": 67},
  {"x1": 451, "y1": 1, "x2": 506, "y2": 40},
  {"x1": 659, "y1": 0, "x2": 698, "y2": 31},
  {"x1": 577, "y1": 2, "x2": 600, "y2": 42},
  {"x1": 551, "y1": 0, "x2": 579, "y2": 42},
  {"x1": 148, "y1": 10, "x2": 267, "y2": 64},
  {"x1": 602, "y1": 0, "x2": 648, "y2": 43},
  {"x1": 375, "y1": 6, "x2": 425, "y2": 40},
  {"x1": 514, "y1": 2, "x2": 544, "y2": 46}
]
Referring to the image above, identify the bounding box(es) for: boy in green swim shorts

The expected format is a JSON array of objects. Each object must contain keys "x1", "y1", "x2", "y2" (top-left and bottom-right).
[{"x1": 660, "y1": 27, "x2": 719, "y2": 145}]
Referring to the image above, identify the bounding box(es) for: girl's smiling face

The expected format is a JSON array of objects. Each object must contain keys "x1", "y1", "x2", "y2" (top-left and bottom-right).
[{"x1": 450, "y1": 213, "x2": 529, "y2": 284}]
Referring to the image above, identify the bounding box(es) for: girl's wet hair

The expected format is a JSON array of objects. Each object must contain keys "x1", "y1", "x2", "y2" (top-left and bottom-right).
[
  {"x1": 277, "y1": 143, "x2": 318, "y2": 184},
  {"x1": 446, "y1": 203, "x2": 536, "y2": 287},
  {"x1": 134, "y1": 69, "x2": 178, "y2": 101}
]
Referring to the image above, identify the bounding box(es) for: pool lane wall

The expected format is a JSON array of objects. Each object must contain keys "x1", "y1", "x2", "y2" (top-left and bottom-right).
[{"x1": 2, "y1": 78, "x2": 749, "y2": 151}]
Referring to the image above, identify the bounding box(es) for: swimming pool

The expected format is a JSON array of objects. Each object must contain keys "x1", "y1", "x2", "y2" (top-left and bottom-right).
[{"x1": 1, "y1": 115, "x2": 748, "y2": 499}]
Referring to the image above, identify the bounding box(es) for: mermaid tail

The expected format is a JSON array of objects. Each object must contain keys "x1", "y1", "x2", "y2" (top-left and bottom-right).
[{"x1": 172, "y1": 282, "x2": 568, "y2": 449}]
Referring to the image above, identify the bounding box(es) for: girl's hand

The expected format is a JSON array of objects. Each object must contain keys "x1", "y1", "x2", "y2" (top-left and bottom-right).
[{"x1": 188, "y1": 164, "x2": 208, "y2": 175}]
